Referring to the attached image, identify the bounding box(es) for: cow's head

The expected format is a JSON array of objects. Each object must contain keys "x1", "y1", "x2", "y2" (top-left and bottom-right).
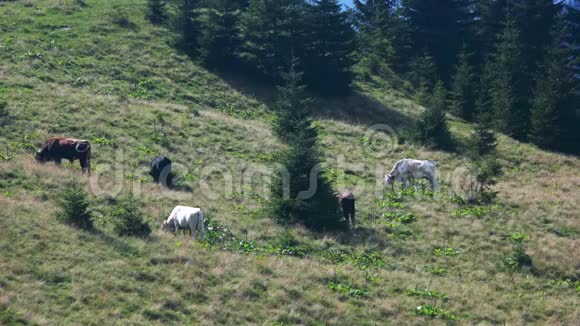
[
  {"x1": 161, "y1": 220, "x2": 174, "y2": 233},
  {"x1": 384, "y1": 173, "x2": 395, "y2": 185},
  {"x1": 35, "y1": 148, "x2": 49, "y2": 163}
]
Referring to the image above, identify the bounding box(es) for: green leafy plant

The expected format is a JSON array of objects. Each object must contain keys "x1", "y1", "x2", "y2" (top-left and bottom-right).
[
  {"x1": 449, "y1": 194, "x2": 466, "y2": 205},
  {"x1": 382, "y1": 212, "x2": 416, "y2": 224},
  {"x1": 547, "y1": 279, "x2": 580, "y2": 292},
  {"x1": 433, "y1": 247, "x2": 460, "y2": 257},
  {"x1": 351, "y1": 252, "x2": 385, "y2": 270},
  {"x1": 203, "y1": 217, "x2": 236, "y2": 249},
  {"x1": 509, "y1": 232, "x2": 528, "y2": 242},
  {"x1": 327, "y1": 281, "x2": 370, "y2": 298},
  {"x1": 503, "y1": 232, "x2": 532, "y2": 272},
  {"x1": 0, "y1": 146, "x2": 13, "y2": 161},
  {"x1": 425, "y1": 265, "x2": 447, "y2": 276},
  {"x1": 322, "y1": 249, "x2": 351, "y2": 265},
  {"x1": 0, "y1": 306, "x2": 27, "y2": 325},
  {"x1": 236, "y1": 239, "x2": 258, "y2": 253},
  {"x1": 134, "y1": 145, "x2": 158, "y2": 156},
  {"x1": 416, "y1": 304, "x2": 456, "y2": 320},
  {"x1": 129, "y1": 78, "x2": 155, "y2": 99},
  {"x1": 272, "y1": 231, "x2": 308, "y2": 257}
]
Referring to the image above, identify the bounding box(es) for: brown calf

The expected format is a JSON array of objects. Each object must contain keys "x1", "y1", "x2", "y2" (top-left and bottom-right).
[{"x1": 337, "y1": 191, "x2": 355, "y2": 228}]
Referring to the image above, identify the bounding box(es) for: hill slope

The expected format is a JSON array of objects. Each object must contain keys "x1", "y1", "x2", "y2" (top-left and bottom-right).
[{"x1": 0, "y1": 0, "x2": 579, "y2": 324}]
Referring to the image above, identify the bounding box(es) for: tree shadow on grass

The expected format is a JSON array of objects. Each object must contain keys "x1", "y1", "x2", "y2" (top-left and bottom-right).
[
  {"x1": 335, "y1": 225, "x2": 390, "y2": 249},
  {"x1": 82, "y1": 228, "x2": 141, "y2": 257},
  {"x1": 312, "y1": 91, "x2": 413, "y2": 129},
  {"x1": 213, "y1": 69, "x2": 415, "y2": 130}
]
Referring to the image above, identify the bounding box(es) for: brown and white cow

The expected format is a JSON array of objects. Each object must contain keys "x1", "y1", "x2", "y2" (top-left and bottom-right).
[
  {"x1": 337, "y1": 191, "x2": 356, "y2": 228},
  {"x1": 36, "y1": 137, "x2": 91, "y2": 175}
]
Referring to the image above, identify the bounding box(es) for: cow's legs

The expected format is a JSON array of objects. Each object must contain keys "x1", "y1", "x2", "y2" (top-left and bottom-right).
[
  {"x1": 80, "y1": 159, "x2": 89, "y2": 175},
  {"x1": 159, "y1": 165, "x2": 172, "y2": 188},
  {"x1": 190, "y1": 218, "x2": 197, "y2": 240},
  {"x1": 431, "y1": 178, "x2": 439, "y2": 191},
  {"x1": 173, "y1": 220, "x2": 180, "y2": 236},
  {"x1": 84, "y1": 159, "x2": 91, "y2": 176},
  {"x1": 350, "y1": 212, "x2": 355, "y2": 228},
  {"x1": 199, "y1": 218, "x2": 205, "y2": 241},
  {"x1": 402, "y1": 178, "x2": 409, "y2": 189},
  {"x1": 54, "y1": 158, "x2": 62, "y2": 166}
]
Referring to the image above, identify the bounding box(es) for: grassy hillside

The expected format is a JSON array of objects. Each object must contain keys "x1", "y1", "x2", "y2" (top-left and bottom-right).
[{"x1": 1, "y1": 0, "x2": 578, "y2": 324}]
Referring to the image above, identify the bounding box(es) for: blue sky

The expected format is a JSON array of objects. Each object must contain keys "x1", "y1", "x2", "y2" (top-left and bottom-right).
[{"x1": 340, "y1": 0, "x2": 354, "y2": 8}]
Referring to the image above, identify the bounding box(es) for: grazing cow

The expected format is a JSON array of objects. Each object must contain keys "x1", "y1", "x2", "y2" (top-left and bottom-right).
[
  {"x1": 36, "y1": 137, "x2": 91, "y2": 175},
  {"x1": 149, "y1": 156, "x2": 172, "y2": 187},
  {"x1": 162, "y1": 205, "x2": 205, "y2": 241},
  {"x1": 384, "y1": 159, "x2": 439, "y2": 191},
  {"x1": 337, "y1": 191, "x2": 356, "y2": 228}
]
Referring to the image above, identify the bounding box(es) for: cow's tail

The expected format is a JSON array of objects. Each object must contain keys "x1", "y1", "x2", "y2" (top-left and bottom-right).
[{"x1": 428, "y1": 160, "x2": 437, "y2": 167}]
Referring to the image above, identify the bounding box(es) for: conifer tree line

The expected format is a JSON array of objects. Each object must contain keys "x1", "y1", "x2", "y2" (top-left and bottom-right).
[
  {"x1": 148, "y1": 0, "x2": 579, "y2": 154},
  {"x1": 148, "y1": 0, "x2": 356, "y2": 96}
]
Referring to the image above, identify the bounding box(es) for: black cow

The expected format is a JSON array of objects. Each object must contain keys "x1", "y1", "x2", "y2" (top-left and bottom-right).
[
  {"x1": 149, "y1": 156, "x2": 172, "y2": 187},
  {"x1": 337, "y1": 191, "x2": 356, "y2": 228},
  {"x1": 36, "y1": 137, "x2": 91, "y2": 175}
]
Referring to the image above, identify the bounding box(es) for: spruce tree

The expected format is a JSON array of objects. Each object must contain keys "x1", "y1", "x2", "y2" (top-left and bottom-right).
[
  {"x1": 563, "y1": 4, "x2": 580, "y2": 154},
  {"x1": 529, "y1": 17, "x2": 579, "y2": 152},
  {"x1": 270, "y1": 61, "x2": 339, "y2": 229},
  {"x1": 470, "y1": 89, "x2": 498, "y2": 158},
  {"x1": 239, "y1": 0, "x2": 307, "y2": 81},
  {"x1": 473, "y1": 0, "x2": 508, "y2": 65},
  {"x1": 197, "y1": 0, "x2": 243, "y2": 68},
  {"x1": 488, "y1": 15, "x2": 529, "y2": 140},
  {"x1": 408, "y1": 54, "x2": 437, "y2": 106},
  {"x1": 402, "y1": 0, "x2": 470, "y2": 83},
  {"x1": 57, "y1": 178, "x2": 93, "y2": 230},
  {"x1": 414, "y1": 80, "x2": 454, "y2": 150},
  {"x1": 354, "y1": 1, "x2": 412, "y2": 72},
  {"x1": 365, "y1": 7, "x2": 396, "y2": 74},
  {"x1": 112, "y1": 196, "x2": 152, "y2": 238},
  {"x1": 175, "y1": 0, "x2": 200, "y2": 56},
  {"x1": 147, "y1": 0, "x2": 167, "y2": 24},
  {"x1": 564, "y1": 3, "x2": 580, "y2": 82},
  {"x1": 407, "y1": 53, "x2": 437, "y2": 90},
  {"x1": 304, "y1": 0, "x2": 356, "y2": 95},
  {"x1": 353, "y1": 0, "x2": 395, "y2": 27},
  {"x1": 513, "y1": 0, "x2": 559, "y2": 79},
  {"x1": 450, "y1": 45, "x2": 476, "y2": 121}
]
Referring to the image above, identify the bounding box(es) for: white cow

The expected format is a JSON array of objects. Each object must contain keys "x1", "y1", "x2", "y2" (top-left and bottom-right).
[
  {"x1": 162, "y1": 205, "x2": 205, "y2": 241},
  {"x1": 384, "y1": 159, "x2": 439, "y2": 191}
]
